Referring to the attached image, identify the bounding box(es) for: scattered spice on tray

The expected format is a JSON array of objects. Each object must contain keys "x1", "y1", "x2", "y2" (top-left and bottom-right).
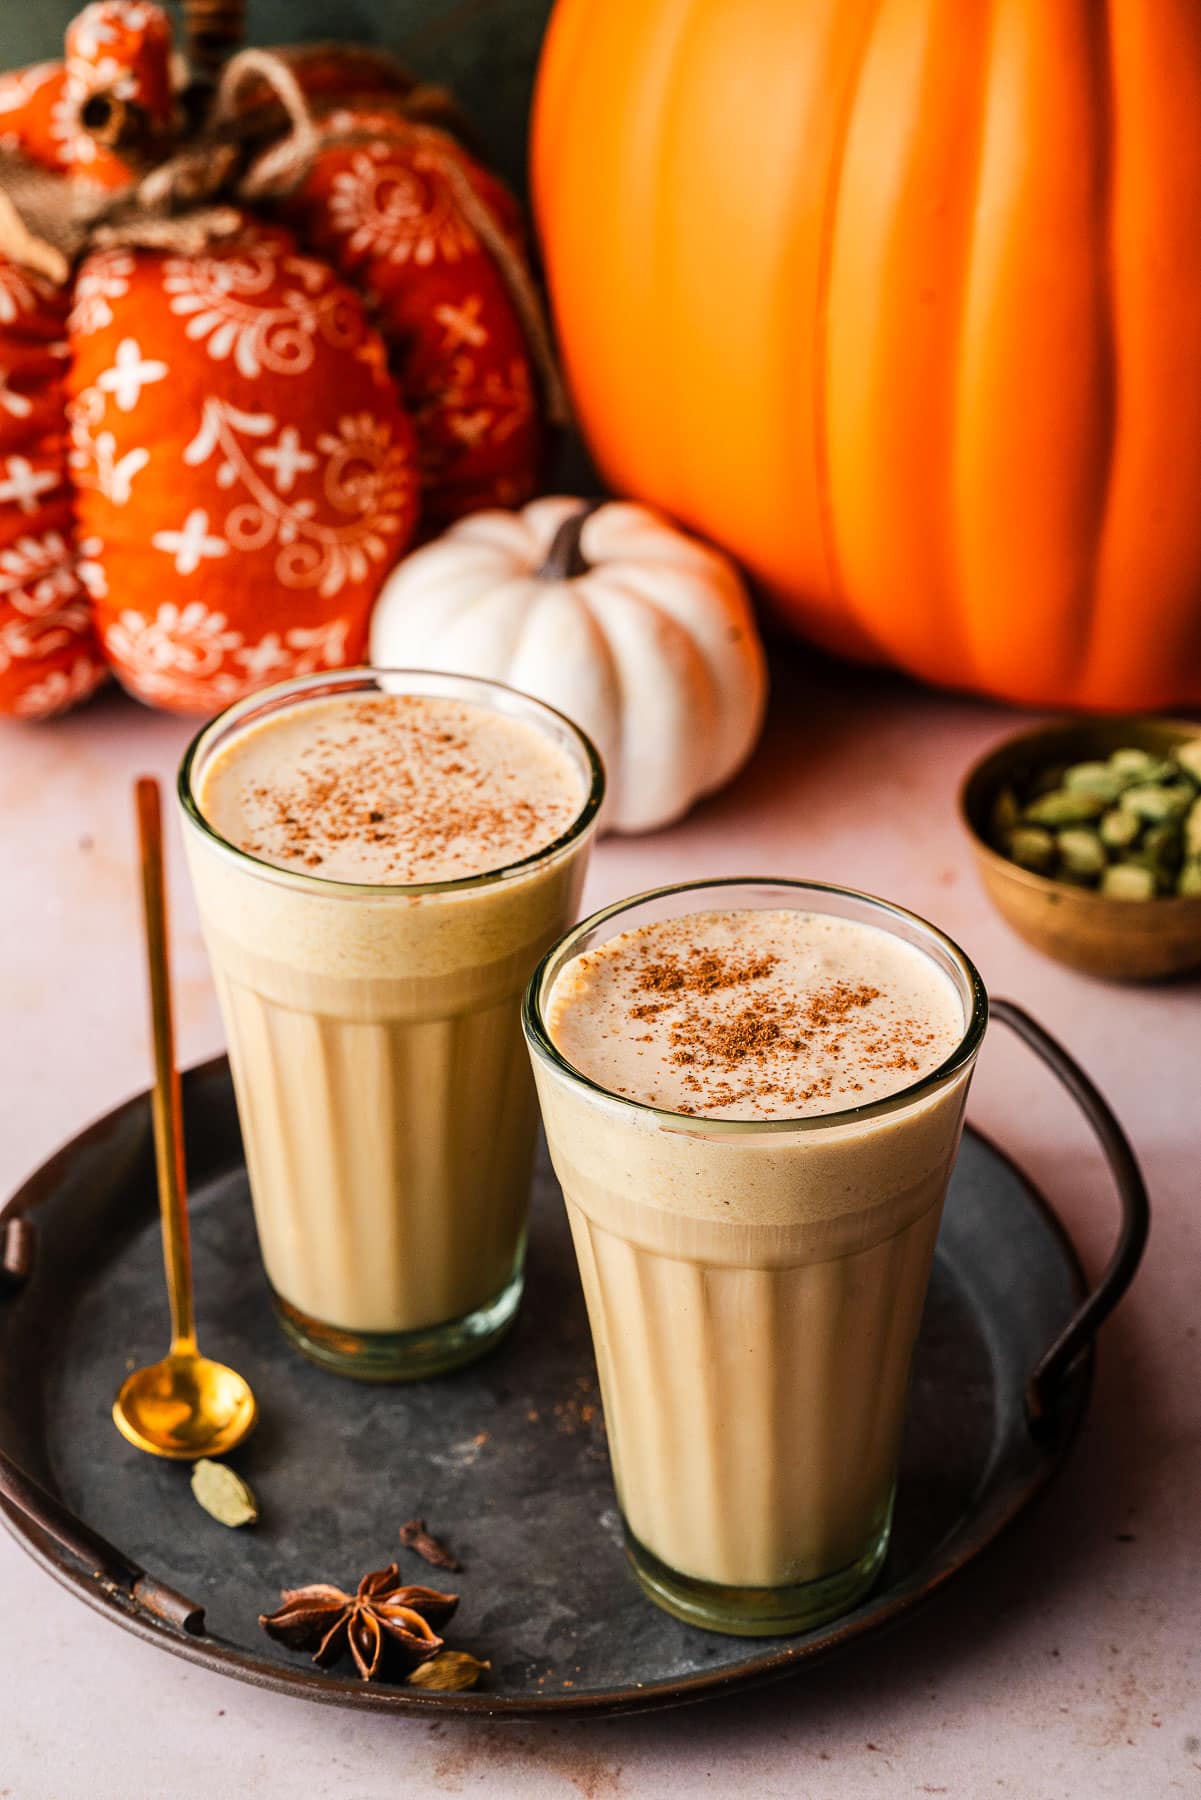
[
  {"x1": 259, "y1": 1565, "x2": 458, "y2": 1683},
  {"x1": 991, "y1": 739, "x2": 1201, "y2": 897},
  {"x1": 191, "y1": 1459, "x2": 259, "y2": 1528},
  {"x1": 399, "y1": 1517, "x2": 463, "y2": 1572}
]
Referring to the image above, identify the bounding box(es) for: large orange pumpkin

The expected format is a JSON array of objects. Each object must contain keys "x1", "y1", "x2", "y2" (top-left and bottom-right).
[{"x1": 533, "y1": 0, "x2": 1201, "y2": 710}]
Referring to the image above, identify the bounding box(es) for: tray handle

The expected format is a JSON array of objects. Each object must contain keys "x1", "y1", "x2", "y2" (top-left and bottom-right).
[
  {"x1": 990, "y1": 998, "x2": 1150, "y2": 1433},
  {"x1": 0, "y1": 1446, "x2": 205, "y2": 1635}
]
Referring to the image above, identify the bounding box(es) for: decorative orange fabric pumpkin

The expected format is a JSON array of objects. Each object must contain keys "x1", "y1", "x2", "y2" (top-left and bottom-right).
[
  {"x1": 0, "y1": 0, "x2": 551, "y2": 718},
  {"x1": 533, "y1": 0, "x2": 1201, "y2": 711}
]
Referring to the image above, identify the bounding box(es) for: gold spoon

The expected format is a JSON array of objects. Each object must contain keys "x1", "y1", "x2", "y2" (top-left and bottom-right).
[{"x1": 112, "y1": 777, "x2": 257, "y2": 1460}]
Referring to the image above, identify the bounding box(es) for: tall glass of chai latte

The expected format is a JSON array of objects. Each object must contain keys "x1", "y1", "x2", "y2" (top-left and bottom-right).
[
  {"x1": 180, "y1": 668, "x2": 603, "y2": 1380},
  {"x1": 524, "y1": 878, "x2": 986, "y2": 1634}
]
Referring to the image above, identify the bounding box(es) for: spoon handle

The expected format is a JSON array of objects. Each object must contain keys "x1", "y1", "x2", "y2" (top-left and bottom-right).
[{"x1": 136, "y1": 777, "x2": 196, "y2": 1357}]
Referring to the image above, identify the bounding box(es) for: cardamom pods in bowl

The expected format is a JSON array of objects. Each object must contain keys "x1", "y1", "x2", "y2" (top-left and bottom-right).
[
  {"x1": 961, "y1": 718, "x2": 1201, "y2": 981},
  {"x1": 988, "y1": 739, "x2": 1201, "y2": 898}
]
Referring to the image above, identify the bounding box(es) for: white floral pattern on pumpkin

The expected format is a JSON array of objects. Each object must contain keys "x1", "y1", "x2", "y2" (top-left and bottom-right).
[
  {"x1": 161, "y1": 246, "x2": 361, "y2": 380},
  {"x1": 68, "y1": 5, "x2": 123, "y2": 63},
  {"x1": 104, "y1": 602, "x2": 354, "y2": 709},
  {"x1": 104, "y1": 600, "x2": 242, "y2": 682},
  {"x1": 0, "y1": 455, "x2": 60, "y2": 514},
  {"x1": 54, "y1": 57, "x2": 123, "y2": 169},
  {"x1": 76, "y1": 534, "x2": 107, "y2": 599},
  {"x1": 95, "y1": 336, "x2": 169, "y2": 411},
  {"x1": 0, "y1": 604, "x2": 93, "y2": 672},
  {"x1": 70, "y1": 250, "x2": 136, "y2": 337},
  {"x1": 423, "y1": 355, "x2": 533, "y2": 455},
  {"x1": 325, "y1": 146, "x2": 477, "y2": 268},
  {"x1": 68, "y1": 385, "x2": 150, "y2": 504},
  {"x1": 184, "y1": 399, "x2": 411, "y2": 599},
  {"x1": 151, "y1": 508, "x2": 229, "y2": 575},
  {"x1": 0, "y1": 372, "x2": 33, "y2": 421},
  {"x1": 0, "y1": 531, "x2": 78, "y2": 615},
  {"x1": 70, "y1": 1, "x2": 164, "y2": 60},
  {"x1": 254, "y1": 424, "x2": 317, "y2": 495},
  {"x1": 11, "y1": 653, "x2": 107, "y2": 719},
  {"x1": 233, "y1": 618, "x2": 350, "y2": 681},
  {"x1": 433, "y1": 295, "x2": 489, "y2": 353}
]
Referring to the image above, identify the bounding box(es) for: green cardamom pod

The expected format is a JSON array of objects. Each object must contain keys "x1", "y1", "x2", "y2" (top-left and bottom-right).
[
  {"x1": 1024, "y1": 789, "x2": 1107, "y2": 826},
  {"x1": 1062, "y1": 762, "x2": 1125, "y2": 803},
  {"x1": 1185, "y1": 797, "x2": 1201, "y2": 859},
  {"x1": 407, "y1": 1651, "x2": 491, "y2": 1692},
  {"x1": 1101, "y1": 864, "x2": 1156, "y2": 901},
  {"x1": 1056, "y1": 828, "x2": 1106, "y2": 880},
  {"x1": 1178, "y1": 859, "x2": 1201, "y2": 897},
  {"x1": 1120, "y1": 782, "x2": 1193, "y2": 824},
  {"x1": 1099, "y1": 806, "x2": 1140, "y2": 851},
  {"x1": 1006, "y1": 826, "x2": 1056, "y2": 872},
  {"x1": 1109, "y1": 748, "x2": 1171, "y2": 782},
  {"x1": 191, "y1": 1458, "x2": 259, "y2": 1528}
]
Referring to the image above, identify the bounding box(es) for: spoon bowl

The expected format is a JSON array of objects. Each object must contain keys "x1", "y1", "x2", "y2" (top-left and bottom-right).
[{"x1": 113, "y1": 1352, "x2": 257, "y2": 1461}]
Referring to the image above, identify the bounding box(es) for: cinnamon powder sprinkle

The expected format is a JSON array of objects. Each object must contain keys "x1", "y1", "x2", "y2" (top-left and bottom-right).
[
  {"x1": 635, "y1": 950, "x2": 780, "y2": 997},
  {"x1": 656, "y1": 972, "x2": 925, "y2": 1113},
  {"x1": 200, "y1": 693, "x2": 585, "y2": 885},
  {"x1": 548, "y1": 913, "x2": 959, "y2": 1120}
]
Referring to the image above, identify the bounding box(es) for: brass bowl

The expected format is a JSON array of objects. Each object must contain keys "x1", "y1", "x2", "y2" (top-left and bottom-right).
[{"x1": 960, "y1": 717, "x2": 1201, "y2": 982}]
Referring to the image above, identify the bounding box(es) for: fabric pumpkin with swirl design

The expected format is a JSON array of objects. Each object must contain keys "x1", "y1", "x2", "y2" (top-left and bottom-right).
[{"x1": 0, "y1": 1, "x2": 552, "y2": 719}]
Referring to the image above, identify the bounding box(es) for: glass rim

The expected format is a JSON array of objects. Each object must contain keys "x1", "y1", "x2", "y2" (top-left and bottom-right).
[
  {"x1": 522, "y1": 877, "x2": 989, "y2": 1135},
  {"x1": 177, "y1": 666, "x2": 606, "y2": 899}
]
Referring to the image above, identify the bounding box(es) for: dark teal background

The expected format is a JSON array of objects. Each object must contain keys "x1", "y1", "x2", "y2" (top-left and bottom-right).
[{"x1": 0, "y1": 0, "x2": 550, "y2": 195}]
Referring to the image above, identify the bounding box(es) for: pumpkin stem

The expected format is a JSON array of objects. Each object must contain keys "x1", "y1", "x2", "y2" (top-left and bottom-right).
[
  {"x1": 182, "y1": 0, "x2": 247, "y2": 78},
  {"x1": 536, "y1": 501, "x2": 604, "y2": 582}
]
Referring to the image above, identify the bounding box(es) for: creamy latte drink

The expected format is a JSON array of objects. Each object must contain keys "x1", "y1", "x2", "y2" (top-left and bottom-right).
[
  {"x1": 181, "y1": 670, "x2": 602, "y2": 1379},
  {"x1": 524, "y1": 882, "x2": 985, "y2": 1633}
]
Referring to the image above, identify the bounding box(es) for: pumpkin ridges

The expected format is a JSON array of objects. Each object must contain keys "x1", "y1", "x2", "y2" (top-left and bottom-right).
[
  {"x1": 822, "y1": 0, "x2": 988, "y2": 687},
  {"x1": 1086, "y1": 0, "x2": 1201, "y2": 707},
  {"x1": 513, "y1": 581, "x2": 624, "y2": 797},
  {"x1": 745, "y1": 0, "x2": 896, "y2": 662},
  {"x1": 535, "y1": 0, "x2": 684, "y2": 506},
  {"x1": 580, "y1": 576, "x2": 721, "y2": 830},
  {"x1": 593, "y1": 553, "x2": 766, "y2": 794},
  {"x1": 809, "y1": 0, "x2": 886, "y2": 667},
  {"x1": 676, "y1": 0, "x2": 863, "y2": 644},
  {"x1": 955, "y1": 0, "x2": 1116, "y2": 705}
]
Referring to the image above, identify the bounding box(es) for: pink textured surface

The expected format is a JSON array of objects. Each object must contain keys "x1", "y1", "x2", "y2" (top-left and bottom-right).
[{"x1": 1, "y1": 652, "x2": 1197, "y2": 1798}]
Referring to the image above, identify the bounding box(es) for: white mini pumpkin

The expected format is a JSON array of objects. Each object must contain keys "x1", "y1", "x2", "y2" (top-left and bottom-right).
[{"x1": 369, "y1": 496, "x2": 768, "y2": 833}]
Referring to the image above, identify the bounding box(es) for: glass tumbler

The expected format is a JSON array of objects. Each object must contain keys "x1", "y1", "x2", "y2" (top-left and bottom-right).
[
  {"x1": 523, "y1": 878, "x2": 986, "y2": 1634},
  {"x1": 180, "y1": 668, "x2": 603, "y2": 1380}
]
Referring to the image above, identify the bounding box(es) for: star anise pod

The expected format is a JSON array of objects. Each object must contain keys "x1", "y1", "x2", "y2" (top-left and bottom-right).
[{"x1": 260, "y1": 1564, "x2": 459, "y2": 1682}]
